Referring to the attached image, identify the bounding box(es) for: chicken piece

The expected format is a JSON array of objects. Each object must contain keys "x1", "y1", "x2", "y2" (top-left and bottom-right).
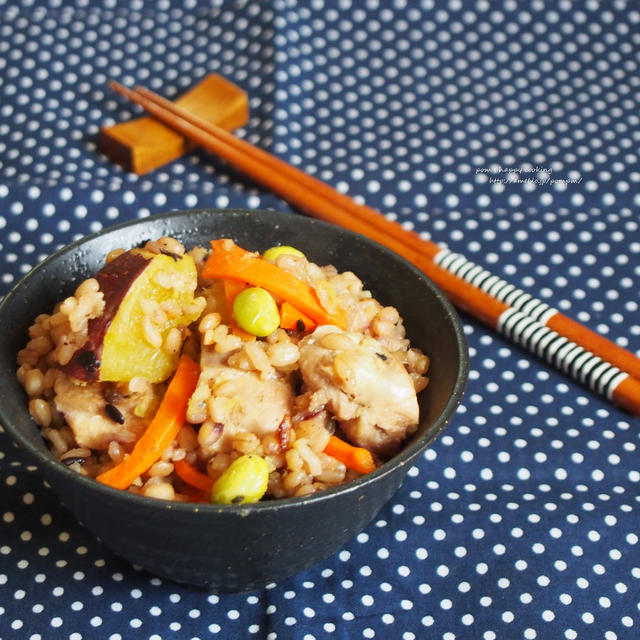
[
  {"x1": 53, "y1": 374, "x2": 151, "y2": 449},
  {"x1": 298, "y1": 326, "x2": 419, "y2": 456},
  {"x1": 190, "y1": 346, "x2": 294, "y2": 454}
]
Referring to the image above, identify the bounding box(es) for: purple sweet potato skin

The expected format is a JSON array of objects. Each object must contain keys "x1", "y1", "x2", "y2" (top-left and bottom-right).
[{"x1": 62, "y1": 251, "x2": 151, "y2": 382}]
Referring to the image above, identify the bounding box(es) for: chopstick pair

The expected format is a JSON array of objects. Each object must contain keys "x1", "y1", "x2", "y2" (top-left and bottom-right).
[{"x1": 107, "y1": 80, "x2": 640, "y2": 416}]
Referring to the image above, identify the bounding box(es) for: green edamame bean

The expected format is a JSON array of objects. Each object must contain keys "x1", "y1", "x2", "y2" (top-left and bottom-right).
[
  {"x1": 262, "y1": 245, "x2": 305, "y2": 263},
  {"x1": 232, "y1": 287, "x2": 280, "y2": 337},
  {"x1": 210, "y1": 454, "x2": 270, "y2": 505}
]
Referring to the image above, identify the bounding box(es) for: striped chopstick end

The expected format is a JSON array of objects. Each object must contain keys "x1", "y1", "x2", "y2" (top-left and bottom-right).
[
  {"x1": 498, "y1": 307, "x2": 640, "y2": 415},
  {"x1": 434, "y1": 249, "x2": 557, "y2": 324}
]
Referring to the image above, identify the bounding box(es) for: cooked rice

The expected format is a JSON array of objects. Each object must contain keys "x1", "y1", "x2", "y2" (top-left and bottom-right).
[{"x1": 17, "y1": 237, "x2": 430, "y2": 502}]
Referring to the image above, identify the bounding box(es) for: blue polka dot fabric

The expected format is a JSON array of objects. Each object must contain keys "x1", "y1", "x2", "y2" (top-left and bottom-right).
[{"x1": 2, "y1": 1, "x2": 640, "y2": 638}]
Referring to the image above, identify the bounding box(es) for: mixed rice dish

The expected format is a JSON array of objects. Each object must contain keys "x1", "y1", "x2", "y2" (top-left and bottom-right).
[{"x1": 17, "y1": 236, "x2": 430, "y2": 503}]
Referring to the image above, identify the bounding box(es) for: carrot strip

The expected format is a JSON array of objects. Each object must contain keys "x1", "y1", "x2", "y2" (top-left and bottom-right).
[
  {"x1": 202, "y1": 239, "x2": 346, "y2": 329},
  {"x1": 223, "y1": 278, "x2": 247, "y2": 316},
  {"x1": 222, "y1": 279, "x2": 255, "y2": 340},
  {"x1": 96, "y1": 354, "x2": 201, "y2": 490},
  {"x1": 323, "y1": 434, "x2": 376, "y2": 474},
  {"x1": 174, "y1": 459, "x2": 214, "y2": 493},
  {"x1": 279, "y1": 300, "x2": 317, "y2": 333}
]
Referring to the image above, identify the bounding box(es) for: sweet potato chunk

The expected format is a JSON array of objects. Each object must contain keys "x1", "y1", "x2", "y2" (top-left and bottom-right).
[{"x1": 64, "y1": 250, "x2": 203, "y2": 383}]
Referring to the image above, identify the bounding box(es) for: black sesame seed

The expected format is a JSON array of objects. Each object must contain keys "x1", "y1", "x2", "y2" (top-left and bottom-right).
[
  {"x1": 296, "y1": 319, "x2": 306, "y2": 332},
  {"x1": 77, "y1": 350, "x2": 100, "y2": 374},
  {"x1": 376, "y1": 352, "x2": 388, "y2": 361},
  {"x1": 105, "y1": 403, "x2": 125, "y2": 424}
]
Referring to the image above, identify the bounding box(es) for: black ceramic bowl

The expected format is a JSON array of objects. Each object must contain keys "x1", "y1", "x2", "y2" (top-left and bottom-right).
[{"x1": 0, "y1": 208, "x2": 468, "y2": 591}]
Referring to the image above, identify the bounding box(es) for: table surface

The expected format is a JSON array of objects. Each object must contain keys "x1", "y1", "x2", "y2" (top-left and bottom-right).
[{"x1": 2, "y1": 2, "x2": 639, "y2": 639}]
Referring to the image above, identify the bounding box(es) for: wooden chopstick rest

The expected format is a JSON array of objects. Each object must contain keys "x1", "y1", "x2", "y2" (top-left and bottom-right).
[{"x1": 100, "y1": 74, "x2": 249, "y2": 175}]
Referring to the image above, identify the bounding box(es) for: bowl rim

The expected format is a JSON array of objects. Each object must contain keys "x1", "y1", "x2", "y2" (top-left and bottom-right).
[{"x1": 0, "y1": 207, "x2": 468, "y2": 513}]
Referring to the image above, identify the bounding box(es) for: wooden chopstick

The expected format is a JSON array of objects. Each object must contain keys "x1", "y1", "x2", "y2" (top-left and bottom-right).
[
  {"x1": 108, "y1": 80, "x2": 640, "y2": 416},
  {"x1": 123, "y1": 82, "x2": 640, "y2": 380}
]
